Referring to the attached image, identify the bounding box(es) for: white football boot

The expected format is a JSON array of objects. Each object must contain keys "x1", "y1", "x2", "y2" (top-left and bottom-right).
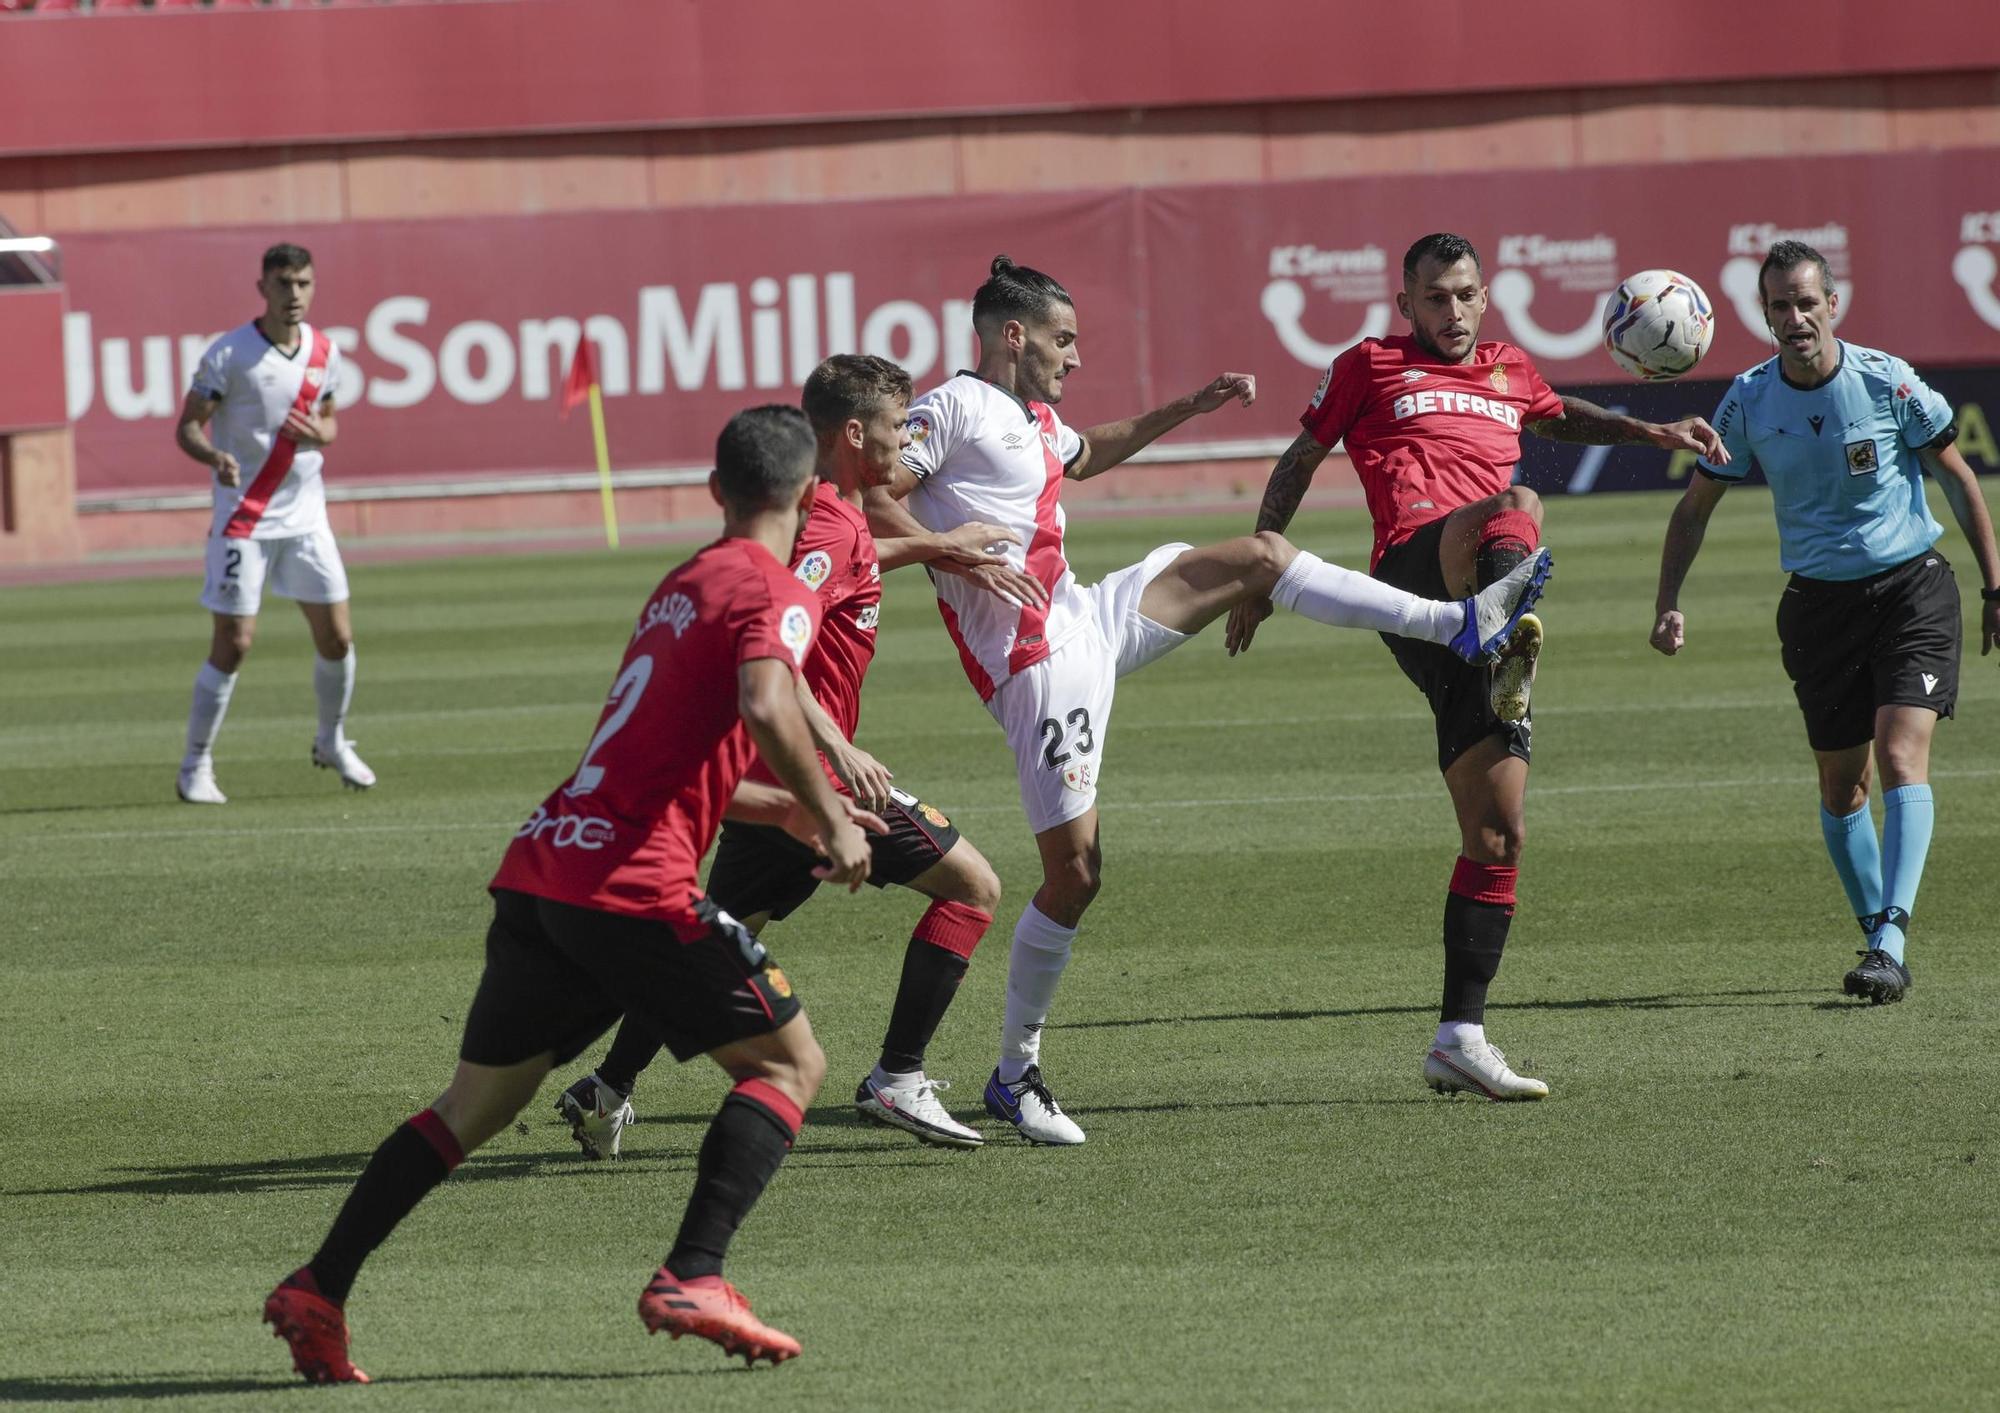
[
  {"x1": 176, "y1": 761, "x2": 228, "y2": 805},
  {"x1": 556, "y1": 1073, "x2": 637, "y2": 1160},
  {"x1": 855, "y1": 1073, "x2": 984, "y2": 1149},
  {"x1": 1424, "y1": 1036, "x2": 1549, "y2": 1101},
  {"x1": 311, "y1": 738, "x2": 377, "y2": 791},
  {"x1": 983, "y1": 1065, "x2": 1086, "y2": 1145}
]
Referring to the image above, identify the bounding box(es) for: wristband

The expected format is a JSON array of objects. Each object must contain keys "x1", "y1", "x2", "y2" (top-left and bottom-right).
[{"x1": 1982, "y1": 586, "x2": 2000, "y2": 603}]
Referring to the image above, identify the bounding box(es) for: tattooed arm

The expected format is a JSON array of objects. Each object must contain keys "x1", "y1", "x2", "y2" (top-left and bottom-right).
[
  {"x1": 1225, "y1": 431, "x2": 1334, "y2": 655},
  {"x1": 1528, "y1": 394, "x2": 1728, "y2": 461}
]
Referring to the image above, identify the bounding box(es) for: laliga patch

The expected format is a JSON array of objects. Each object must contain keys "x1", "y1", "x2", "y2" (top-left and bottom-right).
[
  {"x1": 796, "y1": 550, "x2": 833, "y2": 591},
  {"x1": 1845, "y1": 439, "x2": 1879, "y2": 475},
  {"x1": 907, "y1": 411, "x2": 931, "y2": 445},
  {"x1": 779, "y1": 604, "x2": 813, "y2": 665},
  {"x1": 1310, "y1": 362, "x2": 1334, "y2": 408},
  {"x1": 1061, "y1": 760, "x2": 1095, "y2": 793}
]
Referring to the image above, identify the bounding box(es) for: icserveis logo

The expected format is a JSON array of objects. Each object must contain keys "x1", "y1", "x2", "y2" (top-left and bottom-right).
[
  {"x1": 1953, "y1": 212, "x2": 2000, "y2": 332},
  {"x1": 1488, "y1": 233, "x2": 1617, "y2": 361},
  {"x1": 795, "y1": 550, "x2": 833, "y2": 591},
  {"x1": 514, "y1": 805, "x2": 616, "y2": 850},
  {"x1": 1261, "y1": 243, "x2": 1394, "y2": 369},
  {"x1": 780, "y1": 604, "x2": 813, "y2": 665},
  {"x1": 1717, "y1": 221, "x2": 1852, "y2": 336}
]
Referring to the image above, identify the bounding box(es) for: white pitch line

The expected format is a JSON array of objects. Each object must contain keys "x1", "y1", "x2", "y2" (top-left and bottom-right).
[{"x1": 12, "y1": 765, "x2": 1999, "y2": 846}]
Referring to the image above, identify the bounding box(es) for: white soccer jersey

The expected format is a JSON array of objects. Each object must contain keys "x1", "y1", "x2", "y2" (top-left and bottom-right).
[
  {"x1": 901, "y1": 372, "x2": 1087, "y2": 700},
  {"x1": 192, "y1": 321, "x2": 340, "y2": 540}
]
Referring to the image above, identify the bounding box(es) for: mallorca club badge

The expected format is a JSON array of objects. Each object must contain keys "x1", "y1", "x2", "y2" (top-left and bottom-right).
[{"x1": 1488, "y1": 364, "x2": 1509, "y2": 395}]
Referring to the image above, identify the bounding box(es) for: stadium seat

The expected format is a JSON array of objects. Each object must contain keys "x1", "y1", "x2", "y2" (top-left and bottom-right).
[
  {"x1": 90, "y1": 0, "x2": 146, "y2": 10},
  {"x1": 149, "y1": 0, "x2": 207, "y2": 9}
]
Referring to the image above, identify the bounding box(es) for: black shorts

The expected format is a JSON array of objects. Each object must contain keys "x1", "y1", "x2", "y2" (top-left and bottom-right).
[
  {"x1": 1778, "y1": 549, "x2": 1961, "y2": 752},
  {"x1": 705, "y1": 787, "x2": 960, "y2": 923},
  {"x1": 460, "y1": 889, "x2": 803, "y2": 1068},
  {"x1": 1372, "y1": 516, "x2": 1531, "y2": 774}
]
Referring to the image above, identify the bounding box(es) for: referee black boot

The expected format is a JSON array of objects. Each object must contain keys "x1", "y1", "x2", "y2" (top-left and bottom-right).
[{"x1": 1842, "y1": 948, "x2": 1912, "y2": 1005}]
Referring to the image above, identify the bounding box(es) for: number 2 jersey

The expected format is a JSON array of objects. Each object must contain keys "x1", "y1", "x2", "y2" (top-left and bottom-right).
[
  {"x1": 743, "y1": 479, "x2": 883, "y2": 792},
  {"x1": 900, "y1": 371, "x2": 1087, "y2": 701},
  {"x1": 489, "y1": 537, "x2": 819, "y2": 935},
  {"x1": 1301, "y1": 334, "x2": 1563, "y2": 569},
  {"x1": 190, "y1": 320, "x2": 341, "y2": 541}
]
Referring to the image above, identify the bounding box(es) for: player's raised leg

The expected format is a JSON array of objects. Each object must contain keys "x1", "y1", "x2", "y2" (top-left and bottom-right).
[
  {"x1": 179, "y1": 610, "x2": 254, "y2": 804},
  {"x1": 1422, "y1": 738, "x2": 1548, "y2": 1101},
  {"x1": 640, "y1": 1013, "x2": 823, "y2": 1366},
  {"x1": 856, "y1": 837, "x2": 998, "y2": 1149},
  {"x1": 985, "y1": 810, "x2": 1096, "y2": 1146},
  {"x1": 300, "y1": 597, "x2": 374, "y2": 790},
  {"x1": 1436, "y1": 487, "x2": 1547, "y2": 722}
]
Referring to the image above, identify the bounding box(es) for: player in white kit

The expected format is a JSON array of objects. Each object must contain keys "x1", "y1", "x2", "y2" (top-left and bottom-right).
[
  {"x1": 172, "y1": 243, "x2": 374, "y2": 804},
  {"x1": 867, "y1": 256, "x2": 1553, "y2": 1143}
]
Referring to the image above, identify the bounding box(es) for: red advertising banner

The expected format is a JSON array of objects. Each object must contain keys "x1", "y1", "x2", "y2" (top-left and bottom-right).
[{"x1": 55, "y1": 148, "x2": 2000, "y2": 498}]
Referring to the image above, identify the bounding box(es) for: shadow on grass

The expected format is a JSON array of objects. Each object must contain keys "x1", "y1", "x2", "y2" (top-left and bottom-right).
[
  {"x1": 1063, "y1": 986, "x2": 1826, "y2": 1031},
  {"x1": 0, "y1": 1365, "x2": 732, "y2": 1401}
]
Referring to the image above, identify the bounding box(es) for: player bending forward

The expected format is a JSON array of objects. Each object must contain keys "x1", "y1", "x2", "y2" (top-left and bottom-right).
[
  {"x1": 264, "y1": 407, "x2": 880, "y2": 1380},
  {"x1": 559, "y1": 354, "x2": 1037, "y2": 1156},
  {"x1": 1232, "y1": 232, "x2": 1725, "y2": 1100},
  {"x1": 865, "y1": 254, "x2": 1552, "y2": 1144},
  {"x1": 1652, "y1": 239, "x2": 1999, "y2": 1005},
  {"x1": 173, "y1": 242, "x2": 374, "y2": 804}
]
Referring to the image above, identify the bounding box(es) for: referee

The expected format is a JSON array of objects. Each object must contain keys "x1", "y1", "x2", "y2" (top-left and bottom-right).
[{"x1": 1650, "y1": 239, "x2": 2000, "y2": 1004}]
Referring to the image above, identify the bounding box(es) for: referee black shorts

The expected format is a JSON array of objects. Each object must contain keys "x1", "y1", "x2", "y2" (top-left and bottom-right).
[
  {"x1": 705, "y1": 787, "x2": 961, "y2": 923},
  {"x1": 1372, "y1": 515, "x2": 1531, "y2": 774},
  {"x1": 1778, "y1": 548, "x2": 1961, "y2": 752},
  {"x1": 459, "y1": 889, "x2": 802, "y2": 1069}
]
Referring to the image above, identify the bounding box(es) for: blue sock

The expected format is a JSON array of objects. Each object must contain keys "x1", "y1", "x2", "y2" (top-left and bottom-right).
[
  {"x1": 1876, "y1": 784, "x2": 1935, "y2": 964},
  {"x1": 1818, "y1": 802, "x2": 1884, "y2": 927}
]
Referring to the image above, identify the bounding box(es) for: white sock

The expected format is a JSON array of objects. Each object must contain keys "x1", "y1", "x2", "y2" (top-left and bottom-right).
[
  {"x1": 870, "y1": 1065, "x2": 922, "y2": 1091},
  {"x1": 1435, "y1": 1020, "x2": 1485, "y2": 1050},
  {"x1": 183, "y1": 661, "x2": 238, "y2": 770},
  {"x1": 1271, "y1": 551, "x2": 1462, "y2": 643},
  {"x1": 998, "y1": 902, "x2": 1077, "y2": 1082},
  {"x1": 313, "y1": 649, "x2": 356, "y2": 749}
]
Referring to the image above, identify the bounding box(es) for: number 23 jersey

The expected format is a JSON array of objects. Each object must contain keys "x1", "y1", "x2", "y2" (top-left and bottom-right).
[{"x1": 490, "y1": 537, "x2": 819, "y2": 934}]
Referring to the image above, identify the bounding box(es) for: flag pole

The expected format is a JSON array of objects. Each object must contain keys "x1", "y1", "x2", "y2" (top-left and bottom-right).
[{"x1": 586, "y1": 381, "x2": 618, "y2": 550}]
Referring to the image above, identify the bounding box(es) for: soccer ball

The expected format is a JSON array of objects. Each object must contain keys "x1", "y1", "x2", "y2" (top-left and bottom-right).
[{"x1": 1602, "y1": 270, "x2": 1715, "y2": 381}]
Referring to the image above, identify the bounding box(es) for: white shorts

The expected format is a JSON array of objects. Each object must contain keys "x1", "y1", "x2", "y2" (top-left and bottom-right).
[
  {"x1": 199, "y1": 525, "x2": 350, "y2": 616},
  {"x1": 987, "y1": 542, "x2": 1193, "y2": 833}
]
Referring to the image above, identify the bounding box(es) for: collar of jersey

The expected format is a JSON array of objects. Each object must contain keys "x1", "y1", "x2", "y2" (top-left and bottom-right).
[
  {"x1": 957, "y1": 369, "x2": 1037, "y2": 423},
  {"x1": 252, "y1": 317, "x2": 306, "y2": 360}
]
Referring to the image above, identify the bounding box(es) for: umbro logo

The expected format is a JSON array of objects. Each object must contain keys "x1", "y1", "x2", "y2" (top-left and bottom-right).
[
  {"x1": 1402, "y1": 369, "x2": 1428, "y2": 382},
  {"x1": 1921, "y1": 673, "x2": 1939, "y2": 695},
  {"x1": 1002, "y1": 432, "x2": 1027, "y2": 448}
]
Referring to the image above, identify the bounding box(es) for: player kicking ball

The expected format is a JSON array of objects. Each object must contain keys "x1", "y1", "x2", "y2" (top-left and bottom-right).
[
  {"x1": 263, "y1": 407, "x2": 880, "y2": 1380},
  {"x1": 865, "y1": 255, "x2": 1552, "y2": 1144},
  {"x1": 1233, "y1": 232, "x2": 1725, "y2": 1100},
  {"x1": 558, "y1": 354, "x2": 1037, "y2": 1157}
]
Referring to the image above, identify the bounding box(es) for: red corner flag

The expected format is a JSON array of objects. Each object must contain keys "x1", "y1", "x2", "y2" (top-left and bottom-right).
[{"x1": 560, "y1": 335, "x2": 598, "y2": 421}]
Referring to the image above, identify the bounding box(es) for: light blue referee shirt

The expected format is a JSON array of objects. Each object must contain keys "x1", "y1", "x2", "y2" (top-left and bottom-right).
[{"x1": 1697, "y1": 341, "x2": 1955, "y2": 581}]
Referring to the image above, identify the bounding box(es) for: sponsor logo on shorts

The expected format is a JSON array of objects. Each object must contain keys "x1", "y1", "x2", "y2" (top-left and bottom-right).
[
  {"x1": 796, "y1": 550, "x2": 833, "y2": 591},
  {"x1": 514, "y1": 805, "x2": 616, "y2": 850},
  {"x1": 1845, "y1": 439, "x2": 1879, "y2": 475},
  {"x1": 1922, "y1": 673, "x2": 1939, "y2": 695},
  {"x1": 780, "y1": 604, "x2": 813, "y2": 665}
]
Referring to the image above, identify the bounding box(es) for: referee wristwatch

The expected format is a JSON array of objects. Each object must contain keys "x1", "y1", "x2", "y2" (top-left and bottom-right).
[{"x1": 1983, "y1": 586, "x2": 2000, "y2": 603}]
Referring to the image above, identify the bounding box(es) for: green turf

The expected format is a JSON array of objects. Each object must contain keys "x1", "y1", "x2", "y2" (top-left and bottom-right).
[{"x1": 2, "y1": 489, "x2": 1996, "y2": 1411}]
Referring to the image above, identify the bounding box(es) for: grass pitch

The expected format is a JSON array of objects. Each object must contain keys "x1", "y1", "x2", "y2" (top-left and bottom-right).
[{"x1": 2, "y1": 489, "x2": 1996, "y2": 1411}]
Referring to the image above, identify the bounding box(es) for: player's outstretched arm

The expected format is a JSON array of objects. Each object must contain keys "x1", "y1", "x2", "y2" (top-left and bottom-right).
[
  {"x1": 1923, "y1": 440, "x2": 2000, "y2": 656},
  {"x1": 174, "y1": 390, "x2": 240, "y2": 487},
  {"x1": 1529, "y1": 394, "x2": 1729, "y2": 464},
  {"x1": 1069, "y1": 372, "x2": 1257, "y2": 482},
  {"x1": 739, "y1": 658, "x2": 883, "y2": 888},
  {"x1": 864, "y1": 485, "x2": 1049, "y2": 607},
  {"x1": 874, "y1": 519, "x2": 1020, "y2": 573},
  {"x1": 1224, "y1": 430, "x2": 1334, "y2": 655},
  {"x1": 1651, "y1": 473, "x2": 1730, "y2": 656}
]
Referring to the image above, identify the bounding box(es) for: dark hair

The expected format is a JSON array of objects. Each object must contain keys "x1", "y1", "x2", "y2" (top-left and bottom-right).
[
  {"x1": 801, "y1": 354, "x2": 913, "y2": 437},
  {"x1": 1758, "y1": 240, "x2": 1836, "y2": 305},
  {"x1": 1402, "y1": 233, "x2": 1482, "y2": 284},
  {"x1": 261, "y1": 243, "x2": 313, "y2": 276},
  {"x1": 714, "y1": 404, "x2": 816, "y2": 512},
  {"x1": 972, "y1": 254, "x2": 1073, "y2": 333}
]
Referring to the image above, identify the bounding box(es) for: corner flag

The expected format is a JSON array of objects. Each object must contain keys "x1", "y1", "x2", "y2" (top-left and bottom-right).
[{"x1": 561, "y1": 336, "x2": 619, "y2": 549}]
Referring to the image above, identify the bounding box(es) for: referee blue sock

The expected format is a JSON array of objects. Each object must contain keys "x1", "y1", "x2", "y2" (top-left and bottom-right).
[
  {"x1": 1877, "y1": 784, "x2": 1935, "y2": 964},
  {"x1": 1818, "y1": 801, "x2": 1884, "y2": 929}
]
